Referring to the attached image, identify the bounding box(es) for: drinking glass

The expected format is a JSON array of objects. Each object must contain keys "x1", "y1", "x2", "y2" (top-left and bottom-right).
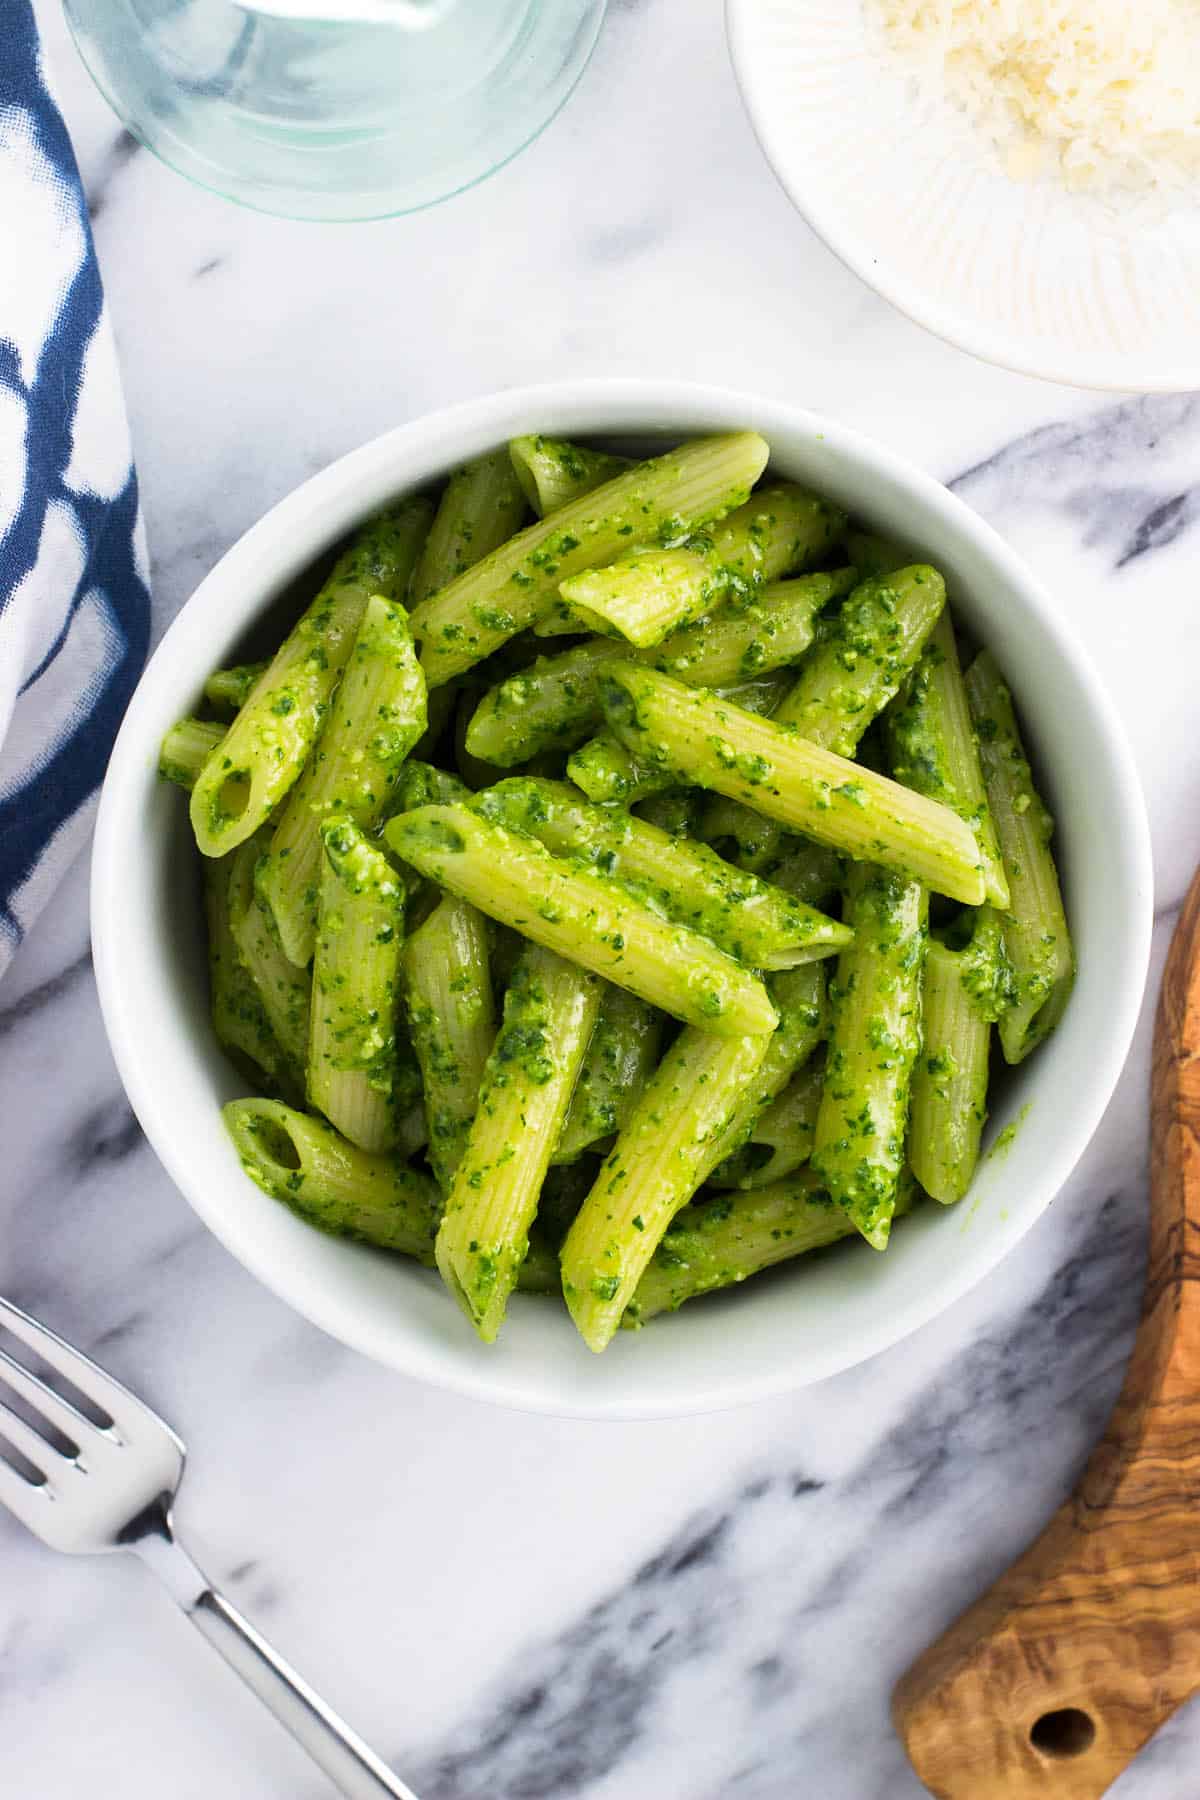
[{"x1": 62, "y1": 0, "x2": 608, "y2": 220}]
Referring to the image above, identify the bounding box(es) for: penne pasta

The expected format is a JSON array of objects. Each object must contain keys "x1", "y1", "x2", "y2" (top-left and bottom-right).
[{"x1": 154, "y1": 426, "x2": 1073, "y2": 1350}]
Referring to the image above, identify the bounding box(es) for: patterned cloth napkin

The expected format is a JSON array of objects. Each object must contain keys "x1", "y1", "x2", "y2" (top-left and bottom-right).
[{"x1": 0, "y1": 0, "x2": 149, "y2": 978}]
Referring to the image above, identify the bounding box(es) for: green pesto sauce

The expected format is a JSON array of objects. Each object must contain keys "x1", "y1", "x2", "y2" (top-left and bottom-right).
[
  {"x1": 886, "y1": 659, "x2": 954, "y2": 802},
  {"x1": 988, "y1": 1104, "x2": 1031, "y2": 1162}
]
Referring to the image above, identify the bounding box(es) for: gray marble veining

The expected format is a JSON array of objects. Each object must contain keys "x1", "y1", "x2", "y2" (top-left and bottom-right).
[
  {"x1": 4, "y1": 0, "x2": 1198, "y2": 1794},
  {"x1": 951, "y1": 393, "x2": 1200, "y2": 569}
]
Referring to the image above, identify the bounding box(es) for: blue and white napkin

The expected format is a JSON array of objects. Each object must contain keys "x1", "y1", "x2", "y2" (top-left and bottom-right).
[{"x1": 0, "y1": 0, "x2": 149, "y2": 978}]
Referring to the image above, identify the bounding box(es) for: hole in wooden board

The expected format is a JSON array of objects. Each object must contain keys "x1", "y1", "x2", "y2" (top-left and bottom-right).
[{"x1": 1030, "y1": 1708, "x2": 1097, "y2": 1759}]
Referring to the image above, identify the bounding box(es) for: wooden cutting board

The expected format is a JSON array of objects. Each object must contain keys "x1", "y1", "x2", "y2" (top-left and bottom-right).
[{"x1": 892, "y1": 866, "x2": 1200, "y2": 1798}]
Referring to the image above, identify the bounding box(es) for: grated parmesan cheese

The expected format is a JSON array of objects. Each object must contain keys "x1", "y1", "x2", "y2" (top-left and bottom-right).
[{"x1": 870, "y1": 0, "x2": 1200, "y2": 199}]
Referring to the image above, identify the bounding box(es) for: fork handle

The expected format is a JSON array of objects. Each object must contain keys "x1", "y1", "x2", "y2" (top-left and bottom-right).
[
  {"x1": 140, "y1": 1529, "x2": 418, "y2": 1798},
  {"x1": 186, "y1": 1588, "x2": 418, "y2": 1798}
]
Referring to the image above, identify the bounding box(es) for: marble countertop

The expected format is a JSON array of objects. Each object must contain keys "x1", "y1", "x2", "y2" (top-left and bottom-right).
[{"x1": 6, "y1": 2, "x2": 1200, "y2": 1794}]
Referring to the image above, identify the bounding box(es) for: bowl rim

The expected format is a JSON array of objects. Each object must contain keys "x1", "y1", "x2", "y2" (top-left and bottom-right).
[
  {"x1": 92, "y1": 377, "x2": 1154, "y2": 1418},
  {"x1": 725, "y1": 0, "x2": 1200, "y2": 394}
]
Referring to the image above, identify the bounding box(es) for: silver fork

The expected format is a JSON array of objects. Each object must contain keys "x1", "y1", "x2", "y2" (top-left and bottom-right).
[{"x1": 0, "y1": 1293, "x2": 418, "y2": 1799}]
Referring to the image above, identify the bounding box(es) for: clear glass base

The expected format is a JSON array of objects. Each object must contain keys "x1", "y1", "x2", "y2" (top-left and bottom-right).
[{"x1": 63, "y1": 0, "x2": 607, "y2": 221}]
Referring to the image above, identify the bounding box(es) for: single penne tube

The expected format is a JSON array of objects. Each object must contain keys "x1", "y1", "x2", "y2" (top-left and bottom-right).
[
  {"x1": 625, "y1": 1171, "x2": 847, "y2": 1324},
  {"x1": 226, "y1": 834, "x2": 312, "y2": 1079},
  {"x1": 224, "y1": 1098, "x2": 441, "y2": 1259},
  {"x1": 409, "y1": 448, "x2": 529, "y2": 606},
  {"x1": 598, "y1": 664, "x2": 987, "y2": 904},
  {"x1": 701, "y1": 964, "x2": 829, "y2": 1178},
  {"x1": 464, "y1": 568, "x2": 853, "y2": 768},
  {"x1": 569, "y1": 670, "x2": 792, "y2": 807},
  {"x1": 408, "y1": 432, "x2": 769, "y2": 687},
  {"x1": 909, "y1": 917, "x2": 1004, "y2": 1204},
  {"x1": 654, "y1": 570, "x2": 855, "y2": 683},
  {"x1": 190, "y1": 499, "x2": 432, "y2": 858},
  {"x1": 308, "y1": 819, "x2": 415, "y2": 1153},
  {"x1": 392, "y1": 759, "x2": 471, "y2": 813},
  {"x1": 886, "y1": 611, "x2": 1009, "y2": 909},
  {"x1": 467, "y1": 637, "x2": 627, "y2": 766},
  {"x1": 159, "y1": 717, "x2": 225, "y2": 788},
  {"x1": 964, "y1": 650, "x2": 1074, "y2": 1064},
  {"x1": 435, "y1": 945, "x2": 601, "y2": 1341},
  {"x1": 623, "y1": 1167, "x2": 919, "y2": 1327},
  {"x1": 384, "y1": 803, "x2": 779, "y2": 1036},
  {"x1": 257, "y1": 596, "x2": 427, "y2": 966},
  {"x1": 474, "y1": 777, "x2": 851, "y2": 969},
  {"x1": 555, "y1": 484, "x2": 847, "y2": 648},
  {"x1": 565, "y1": 731, "x2": 677, "y2": 806},
  {"x1": 402, "y1": 892, "x2": 496, "y2": 1192},
  {"x1": 552, "y1": 985, "x2": 663, "y2": 1164},
  {"x1": 508, "y1": 435, "x2": 634, "y2": 517},
  {"x1": 204, "y1": 857, "x2": 300, "y2": 1103},
  {"x1": 203, "y1": 661, "x2": 267, "y2": 715},
  {"x1": 707, "y1": 1055, "x2": 824, "y2": 1190},
  {"x1": 811, "y1": 864, "x2": 928, "y2": 1249},
  {"x1": 560, "y1": 1026, "x2": 774, "y2": 1352},
  {"x1": 771, "y1": 565, "x2": 947, "y2": 754}
]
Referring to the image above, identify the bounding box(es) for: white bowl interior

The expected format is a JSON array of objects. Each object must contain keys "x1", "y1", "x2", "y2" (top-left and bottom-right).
[
  {"x1": 92, "y1": 382, "x2": 1152, "y2": 1418},
  {"x1": 727, "y1": 0, "x2": 1200, "y2": 391}
]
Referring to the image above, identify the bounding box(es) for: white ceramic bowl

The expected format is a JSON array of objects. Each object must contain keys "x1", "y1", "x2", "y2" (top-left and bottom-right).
[
  {"x1": 92, "y1": 380, "x2": 1153, "y2": 1419},
  {"x1": 727, "y1": 0, "x2": 1200, "y2": 391}
]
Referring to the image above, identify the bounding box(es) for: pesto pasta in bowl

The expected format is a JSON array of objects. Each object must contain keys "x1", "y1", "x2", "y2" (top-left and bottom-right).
[{"x1": 92, "y1": 382, "x2": 1151, "y2": 1417}]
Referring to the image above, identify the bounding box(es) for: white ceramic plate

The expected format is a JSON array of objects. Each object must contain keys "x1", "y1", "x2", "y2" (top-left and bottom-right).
[
  {"x1": 727, "y1": 0, "x2": 1200, "y2": 391},
  {"x1": 92, "y1": 380, "x2": 1152, "y2": 1419}
]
